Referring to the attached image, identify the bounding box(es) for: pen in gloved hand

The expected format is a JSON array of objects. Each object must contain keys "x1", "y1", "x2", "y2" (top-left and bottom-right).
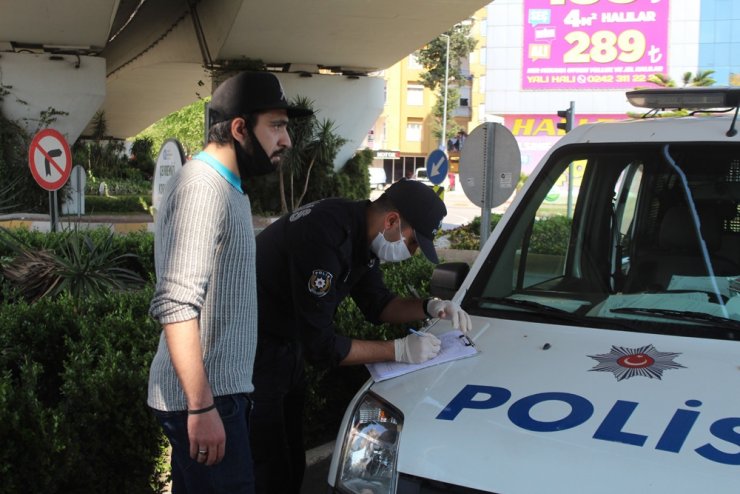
[{"x1": 394, "y1": 328, "x2": 441, "y2": 363}]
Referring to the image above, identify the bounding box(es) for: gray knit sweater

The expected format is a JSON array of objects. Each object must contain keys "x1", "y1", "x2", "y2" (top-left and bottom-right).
[{"x1": 147, "y1": 159, "x2": 257, "y2": 411}]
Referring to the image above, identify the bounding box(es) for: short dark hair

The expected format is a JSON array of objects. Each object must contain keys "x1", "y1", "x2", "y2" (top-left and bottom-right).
[
  {"x1": 369, "y1": 193, "x2": 402, "y2": 221},
  {"x1": 206, "y1": 113, "x2": 259, "y2": 145}
]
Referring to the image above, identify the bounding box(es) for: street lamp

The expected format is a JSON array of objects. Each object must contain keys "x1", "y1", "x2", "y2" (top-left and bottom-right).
[{"x1": 440, "y1": 33, "x2": 450, "y2": 151}]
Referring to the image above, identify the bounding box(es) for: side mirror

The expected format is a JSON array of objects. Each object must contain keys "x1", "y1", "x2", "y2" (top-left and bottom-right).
[{"x1": 430, "y1": 262, "x2": 470, "y2": 300}]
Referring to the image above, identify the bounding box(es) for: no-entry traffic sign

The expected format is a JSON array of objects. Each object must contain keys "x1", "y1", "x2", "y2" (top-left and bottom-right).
[{"x1": 28, "y1": 128, "x2": 72, "y2": 191}]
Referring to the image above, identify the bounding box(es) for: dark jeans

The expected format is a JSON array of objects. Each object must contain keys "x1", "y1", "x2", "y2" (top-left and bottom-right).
[
  {"x1": 153, "y1": 393, "x2": 255, "y2": 494},
  {"x1": 250, "y1": 339, "x2": 307, "y2": 494}
]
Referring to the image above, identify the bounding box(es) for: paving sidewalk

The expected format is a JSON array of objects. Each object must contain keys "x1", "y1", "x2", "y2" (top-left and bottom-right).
[{"x1": 302, "y1": 441, "x2": 335, "y2": 493}]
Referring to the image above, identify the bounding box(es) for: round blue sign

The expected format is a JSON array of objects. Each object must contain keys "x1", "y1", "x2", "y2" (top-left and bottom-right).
[{"x1": 426, "y1": 149, "x2": 449, "y2": 185}]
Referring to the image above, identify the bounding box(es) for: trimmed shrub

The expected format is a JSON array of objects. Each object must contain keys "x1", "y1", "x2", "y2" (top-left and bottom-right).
[
  {"x1": 444, "y1": 214, "x2": 571, "y2": 253},
  {"x1": 1, "y1": 228, "x2": 438, "y2": 474},
  {"x1": 84, "y1": 177, "x2": 153, "y2": 196},
  {"x1": 84, "y1": 195, "x2": 153, "y2": 214},
  {"x1": 335, "y1": 148, "x2": 373, "y2": 201},
  {"x1": 0, "y1": 289, "x2": 167, "y2": 493},
  {"x1": 444, "y1": 214, "x2": 503, "y2": 250}
]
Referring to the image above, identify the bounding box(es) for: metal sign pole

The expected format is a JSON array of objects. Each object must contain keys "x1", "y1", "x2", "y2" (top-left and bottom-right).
[
  {"x1": 480, "y1": 123, "x2": 495, "y2": 247},
  {"x1": 49, "y1": 190, "x2": 58, "y2": 232}
]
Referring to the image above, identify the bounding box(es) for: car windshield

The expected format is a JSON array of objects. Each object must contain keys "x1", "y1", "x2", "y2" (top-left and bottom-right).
[{"x1": 465, "y1": 143, "x2": 740, "y2": 339}]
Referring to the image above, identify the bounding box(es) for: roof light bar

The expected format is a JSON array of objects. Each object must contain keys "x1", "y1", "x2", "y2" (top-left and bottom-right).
[{"x1": 626, "y1": 87, "x2": 740, "y2": 110}]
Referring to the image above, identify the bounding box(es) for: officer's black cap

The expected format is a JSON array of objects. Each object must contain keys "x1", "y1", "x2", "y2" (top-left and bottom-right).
[
  {"x1": 383, "y1": 178, "x2": 447, "y2": 264},
  {"x1": 208, "y1": 72, "x2": 313, "y2": 125}
]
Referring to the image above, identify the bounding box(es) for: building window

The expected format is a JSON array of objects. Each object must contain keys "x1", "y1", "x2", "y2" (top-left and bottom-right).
[
  {"x1": 406, "y1": 120, "x2": 422, "y2": 142},
  {"x1": 406, "y1": 84, "x2": 424, "y2": 106}
]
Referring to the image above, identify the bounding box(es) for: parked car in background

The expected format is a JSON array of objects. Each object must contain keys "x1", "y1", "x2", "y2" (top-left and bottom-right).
[
  {"x1": 369, "y1": 167, "x2": 387, "y2": 190},
  {"x1": 413, "y1": 167, "x2": 448, "y2": 189}
]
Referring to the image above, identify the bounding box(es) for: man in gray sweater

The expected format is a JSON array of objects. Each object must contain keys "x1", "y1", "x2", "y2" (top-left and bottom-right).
[{"x1": 148, "y1": 71, "x2": 311, "y2": 493}]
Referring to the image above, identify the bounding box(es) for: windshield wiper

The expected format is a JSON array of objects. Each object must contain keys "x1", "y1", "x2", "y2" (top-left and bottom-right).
[
  {"x1": 610, "y1": 307, "x2": 740, "y2": 330},
  {"x1": 473, "y1": 296, "x2": 643, "y2": 331},
  {"x1": 476, "y1": 296, "x2": 570, "y2": 313},
  {"x1": 473, "y1": 296, "x2": 592, "y2": 325}
]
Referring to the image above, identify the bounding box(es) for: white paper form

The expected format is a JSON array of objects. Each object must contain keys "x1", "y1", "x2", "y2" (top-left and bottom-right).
[{"x1": 366, "y1": 330, "x2": 479, "y2": 382}]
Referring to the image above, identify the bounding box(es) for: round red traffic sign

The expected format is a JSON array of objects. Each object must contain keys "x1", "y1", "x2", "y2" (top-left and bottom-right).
[{"x1": 28, "y1": 128, "x2": 72, "y2": 191}]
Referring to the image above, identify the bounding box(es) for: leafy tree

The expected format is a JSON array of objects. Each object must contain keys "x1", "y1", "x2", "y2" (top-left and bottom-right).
[
  {"x1": 415, "y1": 24, "x2": 477, "y2": 143},
  {"x1": 128, "y1": 136, "x2": 156, "y2": 179},
  {"x1": 336, "y1": 148, "x2": 373, "y2": 201},
  {"x1": 136, "y1": 98, "x2": 207, "y2": 158},
  {"x1": 74, "y1": 111, "x2": 130, "y2": 180},
  {"x1": 431, "y1": 86, "x2": 463, "y2": 142},
  {"x1": 279, "y1": 96, "x2": 348, "y2": 212},
  {"x1": 0, "y1": 85, "x2": 63, "y2": 213}
]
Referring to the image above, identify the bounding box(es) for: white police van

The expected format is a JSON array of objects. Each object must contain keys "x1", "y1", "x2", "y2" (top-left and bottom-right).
[{"x1": 327, "y1": 88, "x2": 740, "y2": 493}]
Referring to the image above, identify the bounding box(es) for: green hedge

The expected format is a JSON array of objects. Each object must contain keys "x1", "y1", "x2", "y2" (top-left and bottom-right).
[
  {"x1": 1, "y1": 229, "x2": 437, "y2": 491},
  {"x1": 83, "y1": 177, "x2": 152, "y2": 196},
  {"x1": 84, "y1": 195, "x2": 153, "y2": 215},
  {"x1": 0, "y1": 289, "x2": 167, "y2": 493},
  {"x1": 445, "y1": 214, "x2": 572, "y2": 253}
]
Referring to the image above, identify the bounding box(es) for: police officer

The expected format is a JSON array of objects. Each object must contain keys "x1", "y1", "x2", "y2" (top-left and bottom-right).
[{"x1": 250, "y1": 178, "x2": 472, "y2": 493}]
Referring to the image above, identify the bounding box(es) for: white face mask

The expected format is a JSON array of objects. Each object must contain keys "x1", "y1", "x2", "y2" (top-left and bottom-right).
[{"x1": 370, "y1": 219, "x2": 412, "y2": 262}]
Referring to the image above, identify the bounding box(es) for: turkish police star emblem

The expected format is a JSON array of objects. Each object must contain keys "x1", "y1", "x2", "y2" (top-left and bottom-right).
[
  {"x1": 588, "y1": 344, "x2": 685, "y2": 381},
  {"x1": 308, "y1": 269, "x2": 333, "y2": 297}
]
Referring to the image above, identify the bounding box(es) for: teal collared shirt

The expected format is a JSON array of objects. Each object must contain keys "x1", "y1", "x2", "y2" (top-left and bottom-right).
[{"x1": 194, "y1": 151, "x2": 243, "y2": 193}]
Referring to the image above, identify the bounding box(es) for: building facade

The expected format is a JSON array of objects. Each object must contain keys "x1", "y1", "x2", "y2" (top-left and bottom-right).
[
  {"x1": 362, "y1": 7, "x2": 489, "y2": 186},
  {"x1": 485, "y1": 0, "x2": 740, "y2": 175}
]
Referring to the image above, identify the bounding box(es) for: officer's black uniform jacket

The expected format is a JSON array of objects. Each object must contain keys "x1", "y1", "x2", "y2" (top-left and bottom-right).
[{"x1": 256, "y1": 198, "x2": 396, "y2": 367}]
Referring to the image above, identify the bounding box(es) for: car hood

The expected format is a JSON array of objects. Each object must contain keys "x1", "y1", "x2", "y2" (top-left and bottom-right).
[{"x1": 369, "y1": 316, "x2": 740, "y2": 493}]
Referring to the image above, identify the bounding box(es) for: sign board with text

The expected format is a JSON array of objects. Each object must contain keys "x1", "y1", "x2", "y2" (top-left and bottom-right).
[
  {"x1": 152, "y1": 139, "x2": 186, "y2": 214},
  {"x1": 504, "y1": 113, "x2": 627, "y2": 173},
  {"x1": 523, "y1": 0, "x2": 669, "y2": 90}
]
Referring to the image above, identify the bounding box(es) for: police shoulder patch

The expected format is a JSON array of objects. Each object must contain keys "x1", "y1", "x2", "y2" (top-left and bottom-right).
[{"x1": 308, "y1": 269, "x2": 334, "y2": 297}]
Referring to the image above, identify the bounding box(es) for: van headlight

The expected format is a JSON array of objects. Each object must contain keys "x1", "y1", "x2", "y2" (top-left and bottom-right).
[{"x1": 335, "y1": 392, "x2": 403, "y2": 494}]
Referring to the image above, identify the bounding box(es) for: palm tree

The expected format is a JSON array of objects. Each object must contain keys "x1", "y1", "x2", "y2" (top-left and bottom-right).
[
  {"x1": 647, "y1": 73, "x2": 675, "y2": 87},
  {"x1": 648, "y1": 70, "x2": 715, "y2": 88},
  {"x1": 279, "y1": 96, "x2": 347, "y2": 213},
  {"x1": 682, "y1": 70, "x2": 716, "y2": 87}
]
